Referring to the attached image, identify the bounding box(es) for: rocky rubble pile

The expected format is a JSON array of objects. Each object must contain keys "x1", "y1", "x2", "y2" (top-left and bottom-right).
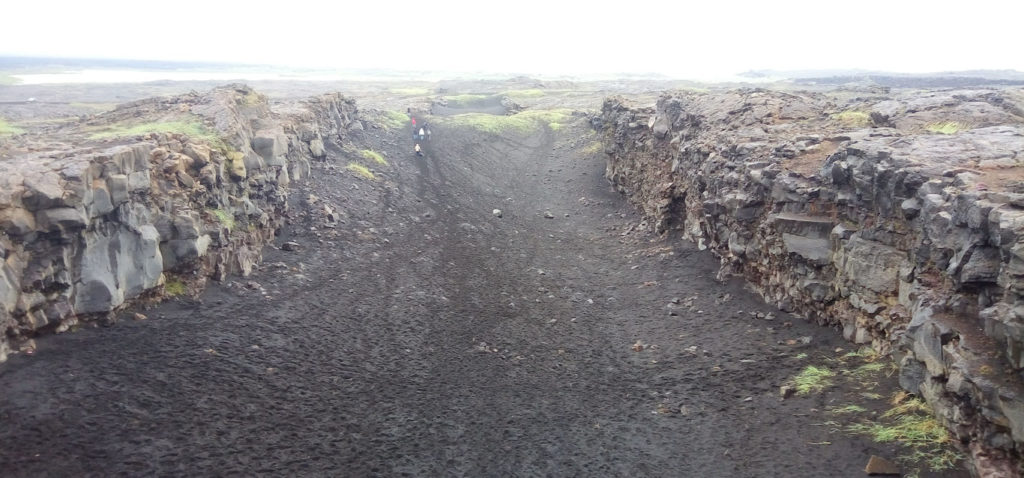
[
  {"x1": 0, "y1": 85, "x2": 359, "y2": 361},
  {"x1": 599, "y1": 87, "x2": 1024, "y2": 473}
]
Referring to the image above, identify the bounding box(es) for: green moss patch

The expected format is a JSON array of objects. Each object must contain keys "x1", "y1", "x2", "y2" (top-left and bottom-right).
[
  {"x1": 389, "y1": 87, "x2": 432, "y2": 96},
  {"x1": 359, "y1": 149, "x2": 388, "y2": 166},
  {"x1": 437, "y1": 108, "x2": 574, "y2": 135},
  {"x1": 502, "y1": 89, "x2": 546, "y2": 100},
  {"x1": 164, "y1": 277, "x2": 187, "y2": 296},
  {"x1": 209, "y1": 208, "x2": 236, "y2": 231},
  {"x1": 346, "y1": 163, "x2": 376, "y2": 180},
  {"x1": 444, "y1": 94, "x2": 492, "y2": 107},
  {"x1": 0, "y1": 118, "x2": 24, "y2": 136},
  {"x1": 0, "y1": 73, "x2": 21, "y2": 86},
  {"x1": 89, "y1": 119, "x2": 227, "y2": 149},
  {"x1": 925, "y1": 121, "x2": 970, "y2": 134},
  {"x1": 378, "y1": 110, "x2": 410, "y2": 130},
  {"x1": 833, "y1": 110, "x2": 871, "y2": 127}
]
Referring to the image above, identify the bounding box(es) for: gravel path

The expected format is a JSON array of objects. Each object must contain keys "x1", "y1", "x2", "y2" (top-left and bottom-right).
[{"x1": 0, "y1": 118, "x2": 967, "y2": 477}]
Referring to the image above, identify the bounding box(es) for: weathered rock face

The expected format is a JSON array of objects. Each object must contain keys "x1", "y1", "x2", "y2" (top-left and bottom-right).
[
  {"x1": 599, "y1": 87, "x2": 1024, "y2": 470},
  {"x1": 0, "y1": 85, "x2": 358, "y2": 361}
]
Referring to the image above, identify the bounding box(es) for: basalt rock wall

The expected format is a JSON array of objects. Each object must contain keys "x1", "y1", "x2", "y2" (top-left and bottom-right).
[
  {"x1": 599, "y1": 87, "x2": 1024, "y2": 473},
  {"x1": 0, "y1": 85, "x2": 359, "y2": 361}
]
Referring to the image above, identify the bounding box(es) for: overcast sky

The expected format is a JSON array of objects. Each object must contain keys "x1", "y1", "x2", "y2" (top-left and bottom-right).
[{"x1": 2, "y1": 0, "x2": 1021, "y2": 79}]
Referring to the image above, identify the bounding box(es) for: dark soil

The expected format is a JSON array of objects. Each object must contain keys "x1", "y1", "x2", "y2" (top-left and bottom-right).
[{"x1": 0, "y1": 114, "x2": 968, "y2": 477}]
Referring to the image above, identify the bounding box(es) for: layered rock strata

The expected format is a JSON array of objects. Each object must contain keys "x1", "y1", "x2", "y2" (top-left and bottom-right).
[
  {"x1": 599, "y1": 87, "x2": 1024, "y2": 473},
  {"x1": 0, "y1": 85, "x2": 359, "y2": 361}
]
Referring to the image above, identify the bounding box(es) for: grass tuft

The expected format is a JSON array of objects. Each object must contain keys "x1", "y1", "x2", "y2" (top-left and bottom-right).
[
  {"x1": 828, "y1": 404, "x2": 868, "y2": 414},
  {"x1": 792, "y1": 365, "x2": 835, "y2": 395},
  {"x1": 802, "y1": 349, "x2": 962, "y2": 477},
  {"x1": 841, "y1": 347, "x2": 880, "y2": 361},
  {"x1": 359, "y1": 149, "x2": 388, "y2": 166},
  {"x1": 852, "y1": 361, "x2": 887, "y2": 377},
  {"x1": 925, "y1": 121, "x2": 970, "y2": 134},
  {"x1": 346, "y1": 163, "x2": 376, "y2": 180},
  {"x1": 0, "y1": 118, "x2": 25, "y2": 136},
  {"x1": 846, "y1": 396, "x2": 961, "y2": 474}
]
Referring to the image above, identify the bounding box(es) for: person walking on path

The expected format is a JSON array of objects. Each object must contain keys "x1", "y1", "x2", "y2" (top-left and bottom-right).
[{"x1": 414, "y1": 143, "x2": 423, "y2": 157}]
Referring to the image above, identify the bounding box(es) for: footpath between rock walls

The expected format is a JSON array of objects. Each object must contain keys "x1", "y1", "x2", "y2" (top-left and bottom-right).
[
  {"x1": 598, "y1": 87, "x2": 1024, "y2": 475},
  {"x1": 0, "y1": 85, "x2": 360, "y2": 361}
]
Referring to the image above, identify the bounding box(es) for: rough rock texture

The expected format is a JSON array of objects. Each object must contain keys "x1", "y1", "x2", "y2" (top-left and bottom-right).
[
  {"x1": 0, "y1": 85, "x2": 358, "y2": 361},
  {"x1": 599, "y1": 87, "x2": 1024, "y2": 474}
]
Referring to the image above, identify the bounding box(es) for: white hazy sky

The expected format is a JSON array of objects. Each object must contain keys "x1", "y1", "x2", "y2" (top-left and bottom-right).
[{"x1": 2, "y1": 0, "x2": 1021, "y2": 78}]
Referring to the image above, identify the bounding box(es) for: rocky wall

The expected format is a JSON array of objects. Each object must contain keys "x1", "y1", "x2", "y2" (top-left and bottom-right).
[
  {"x1": 0, "y1": 85, "x2": 359, "y2": 361},
  {"x1": 598, "y1": 87, "x2": 1024, "y2": 474}
]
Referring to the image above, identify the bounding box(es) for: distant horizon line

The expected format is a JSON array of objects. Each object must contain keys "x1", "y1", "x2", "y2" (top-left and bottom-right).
[{"x1": 1, "y1": 55, "x2": 1023, "y2": 82}]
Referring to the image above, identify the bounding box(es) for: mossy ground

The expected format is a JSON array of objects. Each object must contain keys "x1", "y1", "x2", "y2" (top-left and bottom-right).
[
  {"x1": 389, "y1": 87, "x2": 432, "y2": 96},
  {"x1": 374, "y1": 110, "x2": 410, "y2": 130},
  {"x1": 437, "y1": 109, "x2": 574, "y2": 135},
  {"x1": 925, "y1": 121, "x2": 970, "y2": 134},
  {"x1": 0, "y1": 118, "x2": 25, "y2": 136},
  {"x1": 164, "y1": 277, "x2": 187, "y2": 296},
  {"x1": 0, "y1": 73, "x2": 20, "y2": 86},
  {"x1": 833, "y1": 110, "x2": 871, "y2": 127},
  {"x1": 88, "y1": 119, "x2": 227, "y2": 149},
  {"x1": 70, "y1": 102, "x2": 119, "y2": 112},
  {"x1": 443, "y1": 94, "x2": 492, "y2": 107},
  {"x1": 501, "y1": 89, "x2": 546, "y2": 100}
]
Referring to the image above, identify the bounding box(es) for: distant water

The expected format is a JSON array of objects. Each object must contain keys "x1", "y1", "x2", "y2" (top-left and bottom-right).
[
  {"x1": 11, "y1": 68, "x2": 775, "y2": 85},
  {"x1": 11, "y1": 69, "x2": 351, "y2": 84}
]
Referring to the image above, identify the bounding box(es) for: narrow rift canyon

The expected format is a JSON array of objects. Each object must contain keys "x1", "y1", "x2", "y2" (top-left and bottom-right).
[{"x1": 1, "y1": 81, "x2": 1023, "y2": 476}]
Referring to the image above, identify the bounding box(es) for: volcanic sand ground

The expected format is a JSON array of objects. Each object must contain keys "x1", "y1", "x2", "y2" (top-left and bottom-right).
[{"x1": 0, "y1": 108, "x2": 968, "y2": 476}]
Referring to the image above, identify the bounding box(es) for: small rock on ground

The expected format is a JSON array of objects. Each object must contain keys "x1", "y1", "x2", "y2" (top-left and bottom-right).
[{"x1": 864, "y1": 455, "x2": 901, "y2": 475}]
